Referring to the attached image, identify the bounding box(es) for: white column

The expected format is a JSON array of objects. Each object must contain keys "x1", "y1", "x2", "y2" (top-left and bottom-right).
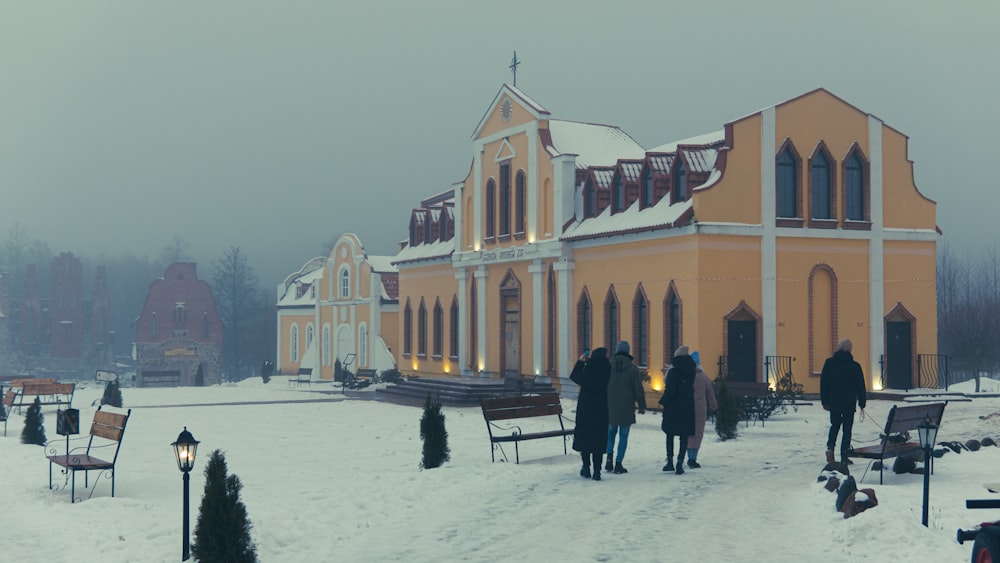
[
  {"x1": 455, "y1": 268, "x2": 469, "y2": 375},
  {"x1": 760, "y1": 106, "x2": 778, "y2": 376},
  {"x1": 552, "y1": 155, "x2": 577, "y2": 239},
  {"x1": 452, "y1": 181, "x2": 463, "y2": 252},
  {"x1": 475, "y1": 266, "x2": 488, "y2": 373},
  {"x1": 868, "y1": 115, "x2": 885, "y2": 383},
  {"x1": 473, "y1": 144, "x2": 484, "y2": 247},
  {"x1": 529, "y1": 259, "x2": 545, "y2": 376},
  {"x1": 554, "y1": 258, "x2": 575, "y2": 377}
]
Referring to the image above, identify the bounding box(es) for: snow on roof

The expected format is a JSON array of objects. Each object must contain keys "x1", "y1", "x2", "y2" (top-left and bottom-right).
[
  {"x1": 546, "y1": 120, "x2": 646, "y2": 169},
  {"x1": 506, "y1": 84, "x2": 549, "y2": 115},
  {"x1": 619, "y1": 160, "x2": 643, "y2": 181},
  {"x1": 591, "y1": 168, "x2": 614, "y2": 188},
  {"x1": 682, "y1": 147, "x2": 720, "y2": 173},
  {"x1": 392, "y1": 238, "x2": 455, "y2": 266},
  {"x1": 380, "y1": 272, "x2": 399, "y2": 302},
  {"x1": 366, "y1": 256, "x2": 397, "y2": 274},
  {"x1": 647, "y1": 154, "x2": 675, "y2": 175},
  {"x1": 649, "y1": 130, "x2": 725, "y2": 153},
  {"x1": 277, "y1": 265, "x2": 323, "y2": 308}
]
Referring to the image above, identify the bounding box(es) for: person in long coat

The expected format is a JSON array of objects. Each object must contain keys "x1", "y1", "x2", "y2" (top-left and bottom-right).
[
  {"x1": 687, "y1": 350, "x2": 718, "y2": 469},
  {"x1": 570, "y1": 347, "x2": 611, "y2": 481},
  {"x1": 605, "y1": 340, "x2": 646, "y2": 474},
  {"x1": 659, "y1": 345, "x2": 697, "y2": 475}
]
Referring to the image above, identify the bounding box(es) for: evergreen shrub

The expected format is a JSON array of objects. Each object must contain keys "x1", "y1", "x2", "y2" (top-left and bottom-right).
[
  {"x1": 420, "y1": 393, "x2": 450, "y2": 469},
  {"x1": 714, "y1": 382, "x2": 740, "y2": 441},
  {"x1": 192, "y1": 449, "x2": 258, "y2": 563},
  {"x1": 21, "y1": 397, "x2": 47, "y2": 445},
  {"x1": 380, "y1": 368, "x2": 402, "y2": 384}
]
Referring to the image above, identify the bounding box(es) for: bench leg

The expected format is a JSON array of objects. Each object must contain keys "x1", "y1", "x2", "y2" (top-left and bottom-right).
[
  {"x1": 111, "y1": 469, "x2": 115, "y2": 498},
  {"x1": 71, "y1": 470, "x2": 76, "y2": 503},
  {"x1": 514, "y1": 442, "x2": 520, "y2": 464}
]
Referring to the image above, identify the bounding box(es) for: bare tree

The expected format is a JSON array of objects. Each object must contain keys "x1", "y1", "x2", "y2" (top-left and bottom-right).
[{"x1": 212, "y1": 246, "x2": 260, "y2": 380}]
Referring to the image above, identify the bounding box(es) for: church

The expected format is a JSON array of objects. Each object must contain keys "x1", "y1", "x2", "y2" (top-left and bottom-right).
[{"x1": 388, "y1": 84, "x2": 938, "y2": 395}]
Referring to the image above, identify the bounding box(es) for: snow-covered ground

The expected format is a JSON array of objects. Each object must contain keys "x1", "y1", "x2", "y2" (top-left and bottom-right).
[{"x1": 2, "y1": 377, "x2": 999, "y2": 562}]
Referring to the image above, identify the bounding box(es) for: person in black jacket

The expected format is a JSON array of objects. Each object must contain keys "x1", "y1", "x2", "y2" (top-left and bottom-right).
[
  {"x1": 820, "y1": 339, "x2": 868, "y2": 465},
  {"x1": 570, "y1": 347, "x2": 611, "y2": 481},
  {"x1": 659, "y1": 345, "x2": 697, "y2": 475}
]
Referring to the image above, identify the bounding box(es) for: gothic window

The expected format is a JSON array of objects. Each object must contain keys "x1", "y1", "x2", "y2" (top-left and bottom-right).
[
  {"x1": 306, "y1": 323, "x2": 314, "y2": 350},
  {"x1": 811, "y1": 150, "x2": 832, "y2": 219},
  {"x1": 500, "y1": 163, "x2": 511, "y2": 237},
  {"x1": 777, "y1": 147, "x2": 799, "y2": 218},
  {"x1": 633, "y1": 286, "x2": 649, "y2": 367},
  {"x1": 605, "y1": 287, "x2": 619, "y2": 351},
  {"x1": 845, "y1": 151, "x2": 866, "y2": 221},
  {"x1": 486, "y1": 179, "x2": 496, "y2": 240},
  {"x1": 515, "y1": 170, "x2": 526, "y2": 235},
  {"x1": 577, "y1": 290, "x2": 592, "y2": 354},
  {"x1": 449, "y1": 298, "x2": 459, "y2": 359},
  {"x1": 173, "y1": 303, "x2": 186, "y2": 326},
  {"x1": 664, "y1": 287, "x2": 681, "y2": 364},
  {"x1": 418, "y1": 299, "x2": 427, "y2": 357},
  {"x1": 403, "y1": 300, "x2": 412, "y2": 355},
  {"x1": 433, "y1": 299, "x2": 443, "y2": 357}
]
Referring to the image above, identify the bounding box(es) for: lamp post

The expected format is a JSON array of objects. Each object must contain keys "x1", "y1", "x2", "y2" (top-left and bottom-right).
[
  {"x1": 172, "y1": 427, "x2": 200, "y2": 561},
  {"x1": 917, "y1": 415, "x2": 939, "y2": 527}
]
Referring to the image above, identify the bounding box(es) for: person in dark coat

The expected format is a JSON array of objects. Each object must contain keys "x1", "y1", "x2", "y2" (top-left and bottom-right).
[
  {"x1": 820, "y1": 338, "x2": 867, "y2": 465},
  {"x1": 570, "y1": 347, "x2": 611, "y2": 481},
  {"x1": 659, "y1": 345, "x2": 697, "y2": 475},
  {"x1": 605, "y1": 340, "x2": 646, "y2": 474}
]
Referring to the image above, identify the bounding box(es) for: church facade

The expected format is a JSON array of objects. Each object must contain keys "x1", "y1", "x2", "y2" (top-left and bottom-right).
[{"x1": 391, "y1": 85, "x2": 938, "y2": 394}]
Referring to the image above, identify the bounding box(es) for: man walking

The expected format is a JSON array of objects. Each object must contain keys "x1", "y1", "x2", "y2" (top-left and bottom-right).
[
  {"x1": 820, "y1": 339, "x2": 867, "y2": 465},
  {"x1": 605, "y1": 340, "x2": 646, "y2": 474}
]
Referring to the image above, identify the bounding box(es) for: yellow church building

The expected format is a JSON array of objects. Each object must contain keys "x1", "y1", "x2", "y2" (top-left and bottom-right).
[{"x1": 390, "y1": 85, "x2": 938, "y2": 395}]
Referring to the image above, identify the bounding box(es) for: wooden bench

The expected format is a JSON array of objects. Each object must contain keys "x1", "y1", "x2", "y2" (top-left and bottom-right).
[
  {"x1": 17, "y1": 382, "x2": 75, "y2": 411},
  {"x1": 852, "y1": 402, "x2": 946, "y2": 484},
  {"x1": 289, "y1": 369, "x2": 314, "y2": 387},
  {"x1": 348, "y1": 368, "x2": 378, "y2": 389},
  {"x1": 46, "y1": 406, "x2": 132, "y2": 502},
  {"x1": 1, "y1": 389, "x2": 18, "y2": 436},
  {"x1": 480, "y1": 394, "x2": 575, "y2": 463},
  {"x1": 716, "y1": 381, "x2": 773, "y2": 426}
]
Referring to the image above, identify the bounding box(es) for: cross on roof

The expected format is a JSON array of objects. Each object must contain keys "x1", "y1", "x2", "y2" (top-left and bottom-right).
[{"x1": 509, "y1": 51, "x2": 521, "y2": 87}]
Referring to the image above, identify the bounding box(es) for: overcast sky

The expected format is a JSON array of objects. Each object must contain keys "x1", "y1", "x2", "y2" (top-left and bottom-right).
[{"x1": 2, "y1": 1, "x2": 997, "y2": 288}]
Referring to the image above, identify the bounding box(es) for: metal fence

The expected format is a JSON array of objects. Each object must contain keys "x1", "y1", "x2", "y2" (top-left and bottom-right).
[{"x1": 764, "y1": 355, "x2": 796, "y2": 388}]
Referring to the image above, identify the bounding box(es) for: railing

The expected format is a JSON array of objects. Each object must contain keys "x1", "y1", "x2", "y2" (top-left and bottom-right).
[
  {"x1": 878, "y1": 355, "x2": 886, "y2": 390},
  {"x1": 917, "y1": 354, "x2": 949, "y2": 390},
  {"x1": 764, "y1": 356, "x2": 796, "y2": 389},
  {"x1": 716, "y1": 355, "x2": 759, "y2": 383}
]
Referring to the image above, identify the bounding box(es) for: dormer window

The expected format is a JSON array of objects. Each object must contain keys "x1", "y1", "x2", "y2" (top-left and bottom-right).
[
  {"x1": 612, "y1": 175, "x2": 624, "y2": 213},
  {"x1": 584, "y1": 179, "x2": 596, "y2": 218},
  {"x1": 641, "y1": 168, "x2": 654, "y2": 208},
  {"x1": 673, "y1": 159, "x2": 686, "y2": 203}
]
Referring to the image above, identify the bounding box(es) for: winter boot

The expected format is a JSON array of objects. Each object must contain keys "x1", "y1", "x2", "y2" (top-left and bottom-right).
[
  {"x1": 687, "y1": 459, "x2": 701, "y2": 469},
  {"x1": 841, "y1": 451, "x2": 854, "y2": 465},
  {"x1": 675, "y1": 462, "x2": 685, "y2": 475},
  {"x1": 592, "y1": 454, "x2": 602, "y2": 481},
  {"x1": 662, "y1": 457, "x2": 674, "y2": 472},
  {"x1": 614, "y1": 461, "x2": 628, "y2": 474},
  {"x1": 605, "y1": 457, "x2": 614, "y2": 472},
  {"x1": 687, "y1": 448, "x2": 700, "y2": 468},
  {"x1": 826, "y1": 449, "x2": 836, "y2": 464},
  {"x1": 580, "y1": 453, "x2": 591, "y2": 478}
]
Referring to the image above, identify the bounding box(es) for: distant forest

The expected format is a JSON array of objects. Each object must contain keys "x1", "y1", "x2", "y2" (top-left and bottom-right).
[{"x1": 0, "y1": 224, "x2": 276, "y2": 380}]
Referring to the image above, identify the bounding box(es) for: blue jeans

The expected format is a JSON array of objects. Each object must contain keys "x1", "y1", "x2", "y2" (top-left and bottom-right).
[{"x1": 607, "y1": 424, "x2": 631, "y2": 462}]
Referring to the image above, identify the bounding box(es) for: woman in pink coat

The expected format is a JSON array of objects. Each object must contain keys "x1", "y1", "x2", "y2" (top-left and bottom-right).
[{"x1": 688, "y1": 350, "x2": 718, "y2": 469}]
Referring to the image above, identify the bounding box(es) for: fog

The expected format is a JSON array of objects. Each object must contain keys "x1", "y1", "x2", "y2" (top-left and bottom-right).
[{"x1": 1, "y1": 1, "x2": 997, "y2": 287}]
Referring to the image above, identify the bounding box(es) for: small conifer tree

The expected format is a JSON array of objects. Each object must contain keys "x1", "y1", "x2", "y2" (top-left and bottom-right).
[
  {"x1": 192, "y1": 449, "x2": 258, "y2": 563},
  {"x1": 420, "y1": 393, "x2": 450, "y2": 469},
  {"x1": 21, "y1": 396, "x2": 47, "y2": 445},
  {"x1": 714, "y1": 381, "x2": 740, "y2": 441},
  {"x1": 195, "y1": 364, "x2": 205, "y2": 387},
  {"x1": 101, "y1": 379, "x2": 123, "y2": 407}
]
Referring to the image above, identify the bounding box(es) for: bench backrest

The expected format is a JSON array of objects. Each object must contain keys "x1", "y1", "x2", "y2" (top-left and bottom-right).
[
  {"x1": 2, "y1": 389, "x2": 16, "y2": 410},
  {"x1": 21, "y1": 382, "x2": 75, "y2": 396},
  {"x1": 9, "y1": 377, "x2": 57, "y2": 388},
  {"x1": 86, "y1": 406, "x2": 132, "y2": 463},
  {"x1": 481, "y1": 394, "x2": 563, "y2": 421},
  {"x1": 884, "y1": 402, "x2": 946, "y2": 435}
]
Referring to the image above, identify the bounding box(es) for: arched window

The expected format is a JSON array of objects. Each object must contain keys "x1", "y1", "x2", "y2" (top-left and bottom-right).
[
  {"x1": 403, "y1": 300, "x2": 412, "y2": 355},
  {"x1": 291, "y1": 324, "x2": 300, "y2": 362},
  {"x1": 604, "y1": 287, "x2": 619, "y2": 351},
  {"x1": 515, "y1": 170, "x2": 526, "y2": 235},
  {"x1": 811, "y1": 150, "x2": 832, "y2": 219},
  {"x1": 306, "y1": 323, "x2": 314, "y2": 350},
  {"x1": 845, "y1": 152, "x2": 865, "y2": 221},
  {"x1": 633, "y1": 286, "x2": 649, "y2": 367},
  {"x1": 577, "y1": 290, "x2": 592, "y2": 354},
  {"x1": 673, "y1": 158, "x2": 686, "y2": 203},
  {"x1": 663, "y1": 287, "x2": 681, "y2": 364},
  {"x1": 612, "y1": 174, "x2": 624, "y2": 213},
  {"x1": 777, "y1": 148, "x2": 798, "y2": 218},
  {"x1": 486, "y1": 179, "x2": 496, "y2": 239},
  {"x1": 641, "y1": 168, "x2": 654, "y2": 208},
  {"x1": 418, "y1": 299, "x2": 427, "y2": 356},
  {"x1": 323, "y1": 325, "x2": 331, "y2": 366},
  {"x1": 340, "y1": 268, "x2": 350, "y2": 299},
  {"x1": 433, "y1": 299, "x2": 443, "y2": 357},
  {"x1": 584, "y1": 179, "x2": 595, "y2": 218},
  {"x1": 449, "y1": 298, "x2": 459, "y2": 358},
  {"x1": 173, "y1": 304, "x2": 186, "y2": 327},
  {"x1": 500, "y1": 162, "x2": 511, "y2": 237}
]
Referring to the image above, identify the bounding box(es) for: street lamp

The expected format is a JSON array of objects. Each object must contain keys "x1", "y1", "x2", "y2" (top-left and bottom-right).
[
  {"x1": 172, "y1": 427, "x2": 200, "y2": 561},
  {"x1": 917, "y1": 415, "x2": 939, "y2": 527}
]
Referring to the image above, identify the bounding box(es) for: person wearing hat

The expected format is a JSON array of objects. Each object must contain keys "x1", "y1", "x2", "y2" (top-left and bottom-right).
[
  {"x1": 659, "y1": 345, "x2": 697, "y2": 475},
  {"x1": 687, "y1": 350, "x2": 718, "y2": 468},
  {"x1": 604, "y1": 340, "x2": 646, "y2": 474}
]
